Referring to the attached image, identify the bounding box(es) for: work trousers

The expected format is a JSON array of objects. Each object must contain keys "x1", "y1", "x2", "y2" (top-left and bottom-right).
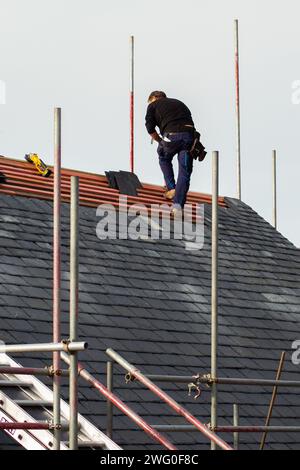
[{"x1": 157, "y1": 132, "x2": 194, "y2": 208}]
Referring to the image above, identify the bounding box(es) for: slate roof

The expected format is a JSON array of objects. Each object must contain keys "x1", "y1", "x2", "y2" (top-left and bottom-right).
[{"x1": 0, "y1": 157, "x2": 300, "y2": 450}]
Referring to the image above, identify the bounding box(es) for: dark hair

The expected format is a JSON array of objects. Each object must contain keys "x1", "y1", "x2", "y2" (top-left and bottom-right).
[{"x1": 148, "y1": 91, "x2": 167, "y2": 102}]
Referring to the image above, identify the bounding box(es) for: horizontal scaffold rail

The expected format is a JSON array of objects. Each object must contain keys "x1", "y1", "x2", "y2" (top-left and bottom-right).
[
  {"x1": 145, "y1": 374, "x2": 300, "y2": 388},
  {"x1": 201, "y1": 375, "x2": 300, "y2": 388},
  {"x1": 0, "y1": 367, "x2": 69, "y2": 377},
  {"x1": 0, "y1": 341, "x2": 87, "y2": 354},
  {"x1": 0, "y1": 421, "x2": 69, "y2": 431},
  {"x1": 214, "y1": 426, "x2": 300, "y2": 433},
  {"x1": 151, "y1": 425, "x2": 300, "y2": 433}
]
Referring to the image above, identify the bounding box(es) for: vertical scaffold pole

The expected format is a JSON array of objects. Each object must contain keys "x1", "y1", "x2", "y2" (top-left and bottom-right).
[
  {"x1": 53, "y1": 107, "x2": 62, "y2": 450},
  {"x1": 211, "y1": 151, "x2": 219, "y2": 450},
  {"x1": 233, "y1": 404, "x2": 239, "y2": 450},
  {"x1": 272, "y1": 150, "x2": 277, "y2": 229},
  {"x1": 130, "y1": 35, "x2": 134, "y2": 173},
  {"x1": 107, "y1": 361, "x2": 114, "y2": 438},
  {"x1": 234, "y1": 19, "x2": 242, "y2": 200},
  {"x1": 69, "y1": 176, "x2": 79, "y2": 450}
]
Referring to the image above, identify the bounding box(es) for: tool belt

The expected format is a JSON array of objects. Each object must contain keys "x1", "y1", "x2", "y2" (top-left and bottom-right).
[{"x1": 190, "y1": 131, "x2": 207, "y2": 162}]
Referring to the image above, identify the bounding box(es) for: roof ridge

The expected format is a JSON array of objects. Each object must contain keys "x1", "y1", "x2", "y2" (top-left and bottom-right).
[{"x1": 0, "y1": 155, "x2": 227, "y2": 211}]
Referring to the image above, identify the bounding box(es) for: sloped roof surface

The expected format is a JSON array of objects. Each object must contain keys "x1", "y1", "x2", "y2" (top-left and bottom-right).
[{"x1": 0, "y1": 157, "x2": 300, "y2": 450}]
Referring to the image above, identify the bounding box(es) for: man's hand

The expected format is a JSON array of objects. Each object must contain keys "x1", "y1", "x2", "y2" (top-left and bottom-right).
[{"x1": 150, "y1": 131, "x2": 162, "y2": 143}]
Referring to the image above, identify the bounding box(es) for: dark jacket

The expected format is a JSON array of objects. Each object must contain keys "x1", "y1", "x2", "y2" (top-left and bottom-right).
[{"x1": 145, "y1": 97, "x2": 194, "y2": 135}]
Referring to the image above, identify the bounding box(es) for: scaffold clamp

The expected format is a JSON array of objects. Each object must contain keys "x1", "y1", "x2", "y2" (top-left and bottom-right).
[
  {"x1": 62, "y1": 339, "x2": 71, "y2": 353},
  {"x1": 47, "y1": 365, "x2": 62, "y2": 377},
  {"x1": 125, "y1": 372, "x2": 136, "y2": 383},
  {"x1": 195, "y1": 373, "x2": 213, "y2": 387},
  {"x1": 48, "y1": 420, "x2": 62, "y2": 431}
]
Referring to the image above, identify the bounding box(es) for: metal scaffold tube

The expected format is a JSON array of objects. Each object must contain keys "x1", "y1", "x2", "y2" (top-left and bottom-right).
[
  {"x1": 211, "y1": 150, "x2": 219, "y2": 450},
  {"x1": 130, "y1": 35, "x2": 134, "y2": 173},
  {"x1": 136, "y1": 373, "x2": 300, "y2": 388},
  {"x1": 0, "y1": 422, "x2": 52, "y2": 430},
  {"x1": 0, "y1": 342, "x2": 87, "y2": 354},
  {"x1": 107, "y1": 361, "x2": 114, "y2": 439},
  {"x1": 234, "y1": 19, "x2": 242, "y2": 199},
  {"x1": 53, "y1": 106, "x2": 62, "y2": 450},
  {"x1": 205, "y1": 376, "x2": 300, "y2": 387},
  {"x1": 145, "y1": 375, "x2": 196, "y2": 383},
  {"x1": 272, "y1": 150, "x2": 277, "y2": 229},
  {"x1": 0, "y1": 367, "x2": 69, "y2": 377},
  {"x1": 106, "y1": 348, "x2": 233, "y2": 451},
  {"x1": 152, "y1": 425, "x2": 198, "y2": 432},
  {"x1": 214, "y1": 426, "x2": 300, "y2": 433},
  {"x1": 151, "y1": 424, "x2": 300, "y2": 433},
  {"x1": 69, "y1": 176, "x2": 79, "y2": 450},
  {"x1": 233, "y1": 404, "x2": 239, "y2": 450},
  {"x1": 61, "y1": 353, "x2": 176, "y2": 451}
]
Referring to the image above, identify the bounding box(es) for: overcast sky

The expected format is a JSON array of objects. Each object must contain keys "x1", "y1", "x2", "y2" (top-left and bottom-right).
[{"x1": 0, "y1": 0, "x2": 299, "y2": 246}]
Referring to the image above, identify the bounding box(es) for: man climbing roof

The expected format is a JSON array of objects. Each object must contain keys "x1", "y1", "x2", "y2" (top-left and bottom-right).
[{"x1": 145, "y1": 91, "x2": 196, "y2": 215}]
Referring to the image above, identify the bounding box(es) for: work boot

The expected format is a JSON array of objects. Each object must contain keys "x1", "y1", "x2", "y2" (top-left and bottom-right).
[
  {"x1": 171, "y1": 203, "x2": 182, "y2": 218},
  {"x1": 164, "y1": 188, "x2": 176, "y2": 200}
]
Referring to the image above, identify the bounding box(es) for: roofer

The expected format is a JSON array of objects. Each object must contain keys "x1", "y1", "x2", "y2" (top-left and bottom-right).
[{"x1": 145, "y1": 91, "x2": 196, "y2": 215}]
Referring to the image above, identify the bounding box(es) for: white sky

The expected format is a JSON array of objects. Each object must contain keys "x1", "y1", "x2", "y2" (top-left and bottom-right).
[{"x1": 0, "y1": 0, "x2": 299, "y2": 246}]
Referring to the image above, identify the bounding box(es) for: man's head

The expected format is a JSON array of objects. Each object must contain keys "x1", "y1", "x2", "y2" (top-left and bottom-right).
[{"x1": 148, "y1": 90, "x2": 167, "y2": 104}]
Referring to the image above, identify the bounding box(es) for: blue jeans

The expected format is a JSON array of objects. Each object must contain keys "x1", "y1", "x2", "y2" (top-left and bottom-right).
[{"x1": 157, "y1": 132, "x2": 194, "y2": 208}]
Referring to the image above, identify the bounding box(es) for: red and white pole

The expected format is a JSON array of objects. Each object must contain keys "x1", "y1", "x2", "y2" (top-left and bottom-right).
[
  {"x1": 234, "y1": 19, "x2": 241, "y2": 200},
  {"x1": 130, "y1": 35, "x2": 134, "y2": 173},
  {"x1": 0, "y1": 423, "x2": 51, "y2": 430}
]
